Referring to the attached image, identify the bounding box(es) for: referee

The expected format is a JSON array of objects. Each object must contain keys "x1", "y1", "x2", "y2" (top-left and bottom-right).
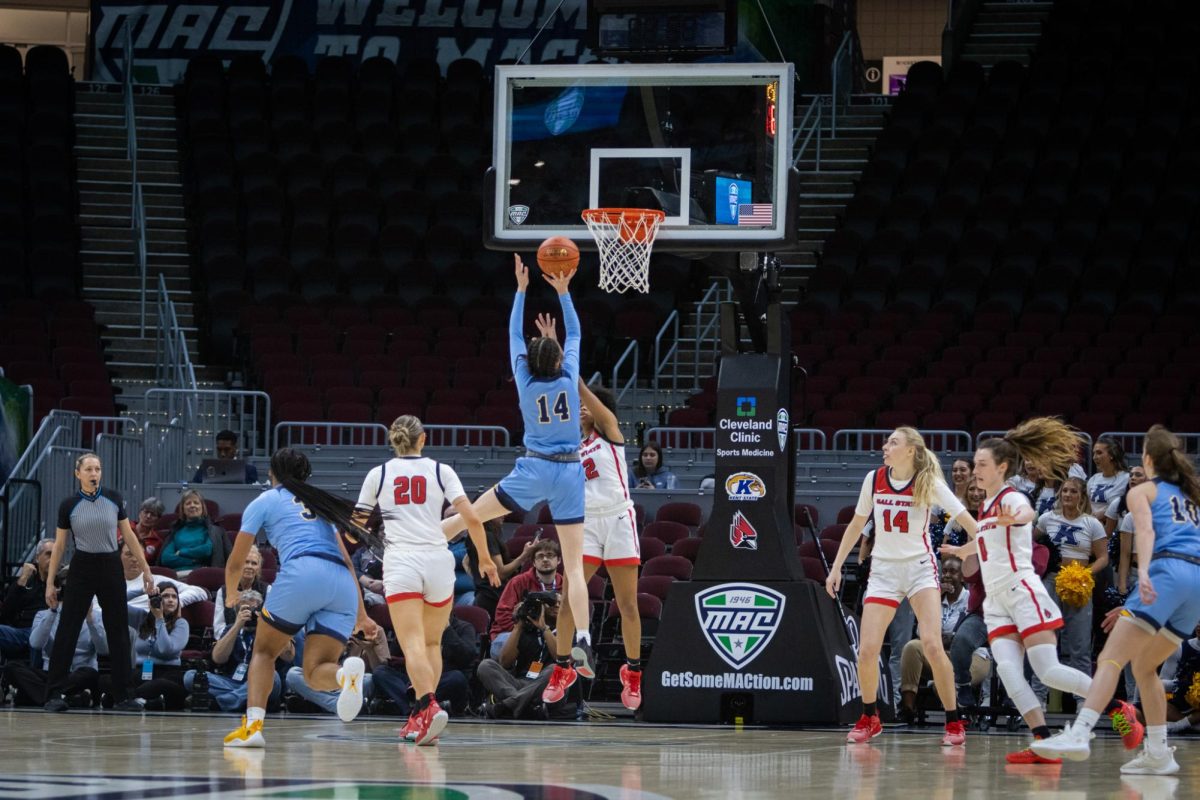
[{"x1": 43, "y1": 453, "x2": 157, "y2": 712}]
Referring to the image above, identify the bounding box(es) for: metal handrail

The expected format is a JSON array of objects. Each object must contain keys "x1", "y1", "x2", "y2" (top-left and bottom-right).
[
  {"x1": 0, "y1": 410, "x2": 81, "y2": 498},
  {"x1": 652, "y1": 310, "x2": 680, "y2": 396},
  {"x1": 830, "y1": 31, "x2": 853, "y2": 138},
  {"x1": 135, "y1": 183, "x2": 147, "y2": 336},
  {"x1": 154, "y1": 273, "x2": 197, "y2": 388},
  {"x1": 791, "y1": 95, "x2": 824, "y2": 170},
  {"x1": 123, "y1": 20, "x2": 136, "y2": 190},
  {"x1": 833, "y1": 429, "x2": 973, "y2": 455},
  {"x1": 690, "y1": 279, "x2": 732, "y2": 389},
  {"x1": 612, "y1": 340, "x2": 639, "y2": 404}
]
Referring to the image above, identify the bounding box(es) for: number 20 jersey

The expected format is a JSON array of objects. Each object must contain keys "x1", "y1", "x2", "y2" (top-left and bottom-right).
[
  {"x1": 854, "y1": 467, "x2": 965, "y2": 561},
  {"x1": 356, "y1": 456, "x2": 466, "y2": 550}
]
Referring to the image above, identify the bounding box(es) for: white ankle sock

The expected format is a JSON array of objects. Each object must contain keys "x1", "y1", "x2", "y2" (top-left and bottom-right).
[
  {"x1": 576, "y1": 631, "x2": 591, "y2": 646},
  {"x1": 1146, "y1": 725, "x2": 1168, "y2": 756},
  {"x1": 246, "y1": 706, "x2": 266, "y2": 724},
  {"x1": 1076, "y1": 707, "x2": 1101, "y2": 735}
]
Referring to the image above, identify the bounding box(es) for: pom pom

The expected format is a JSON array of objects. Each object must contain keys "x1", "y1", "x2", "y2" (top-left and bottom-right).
[
  {"x1": 1186, "y1": 672, "x2": 1200, "y2": 710},
  {"x1": 1103, "y1": 585, "x2": 1126, "y2": 608},
  {"x1": 1055, "y1": 562, "x2": 1095, "y2": 608}
]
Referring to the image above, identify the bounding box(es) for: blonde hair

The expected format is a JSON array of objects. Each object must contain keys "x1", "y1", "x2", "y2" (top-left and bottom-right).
[
  {"x1": 981, "y1": 417, "x2": 1082, "y2": 484},
  {"x1": 1055, "y1": 476, "x2": 1089, "y2": 518},
  {"x1": 893, "y1": 427, "x2": 947, "y2": 508},
  {"x1": 74, "y1": 452, "x2": 100, "y2": 470},
  {"x1": 389, "y1": 415, "x2": 424, "y2": 456}
]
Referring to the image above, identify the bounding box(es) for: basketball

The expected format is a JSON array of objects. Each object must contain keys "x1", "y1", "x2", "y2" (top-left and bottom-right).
[{"x1": 536, "y1": 236, "x2": 580, "y2": 276}]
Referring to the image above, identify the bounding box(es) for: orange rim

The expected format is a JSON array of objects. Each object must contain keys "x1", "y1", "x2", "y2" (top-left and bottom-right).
[{"x1": 582, "y1": 207, "x2": 666, "y2": 225}]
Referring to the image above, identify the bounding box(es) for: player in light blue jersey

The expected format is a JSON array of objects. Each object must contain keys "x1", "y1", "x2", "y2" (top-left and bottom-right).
[
  {"x1": 1035, "y1": 425, "x2": 1200, "y2": 775},
  {"x1": 442, "y1": 254, "x2": 596, "y2": 685},
  {"x1": 222, "y1": 449, "x2": 374, "y2": 748}
]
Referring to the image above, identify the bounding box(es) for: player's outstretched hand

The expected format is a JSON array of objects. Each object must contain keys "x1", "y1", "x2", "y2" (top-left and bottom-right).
[
  {"x1": 1138, "y1": 570, "x2": 1157, "y2": 606},
  {"x1": 825, "y1": 570, "x2": 841, "y2": 599},
  {"x1": 356, "y1": 612, "x2": 380, "y2": 641},
  {"x1": 939, "y1": 544, "x2": 967, "y2": 559},
  {"x1": 542, "y1": 267, "x2": 576, "y2": 295},
  {"x1": 534, "y1": 313, "x2": 558, "y2": 341},
  {"x1": 514, "y1": 253, "x2": 530, "y2": 291},
  {"x1": 480, "y1": 557, "x2": 501, "y2": 588},
  {"x1": 1100, "y1": 606, "x2": 1124, "y2": 634}
]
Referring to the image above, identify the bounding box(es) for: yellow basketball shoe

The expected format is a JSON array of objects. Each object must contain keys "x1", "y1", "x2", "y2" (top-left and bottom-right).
[{"x1": 224, "y1": 716, "x2": 265, "y2": 748}]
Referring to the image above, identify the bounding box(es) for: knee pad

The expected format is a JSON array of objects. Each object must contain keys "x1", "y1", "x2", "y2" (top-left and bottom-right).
[
  {"x1": 1027, "y1": 643, "x2": 1092, "y2": 697},
  {"x1": 992, "y1": 639, "x2": 1041, "y2": 716}
]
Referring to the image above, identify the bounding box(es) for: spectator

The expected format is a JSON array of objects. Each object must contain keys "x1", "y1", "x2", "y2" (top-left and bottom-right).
[
  {"x1": 629, "y1": 443, "x2": 678, "y2": 490},
  {"x1": 2, "y1": 569, "x2": 105, "y2": 707},
  {"x1": 351, "y1": 547, "x2": 385, "y2": 607},
  {"x1": 158, "y1": 489, "x2": 231, "y2": 572},
  {"x1": 371, "y1": 614, "x2": 477, "y2": 716},
  {"x1": 1087, "y1": 435, "x2": 1130, "y2": 520},
  {"x1": 477, "y1": 590, "x2": 560, "y2": 719},
  {"x1": 0, "y1": 538, "x2": 53, "y2": 665},
  {"x1": 127, "y1": 498, "x2": 165, "y2": 563},
  {"x1": 212, "y1": 544, "x2": 270, "y2": 639},
  {"x1": 950, "y1": 459, "x2": 973, "y2": 507},
  {"x1": 898, "y1": 556, "x2": 977, "y2": 722},
  {"x1": 945, "y1": 483, "x2": 987, "y2": 543},
  {"x1": 124, "y1": 581, "x2": 190, "y2": 710},
  {"x1": 490, "y1": 539, "x2": 562, "y2": 659},
  {"x1": 1035, "y1": 477, "x2": 1108, "y2": 684},
  {"x1": 286, "y1": 625, "x2": 388, "y2": 714},
  {"x1": 931, "y1": 459, "x2": 973, "y2": 550},
  {"x1": 948, "y1": 542, "x2": 1051, "y2": 708},
  {"x1": 1114, "y1": 465, "x2": 1150, "y2": 594},
  {"x1": 463, "y1": 518, "x2": 531, "y2": 622},
  {"x1": 447, "y1": 533, "x2": 476, "y2": 607},
  {"x1": 1010, "y1": 463, "x2": 1061, "y2": 517},
  {"x1": 120, "y1": 539, "x2": 209, "y2": 611},
  {"x1": 1162, "y1": 621, "x2": 1200, "y2": 734},
  {"x1": 192, "y1": 430, "x2": 259, "y2": 484},
  {"x1": 183, "y1": 589, "x2": 285, "y2": 712}
]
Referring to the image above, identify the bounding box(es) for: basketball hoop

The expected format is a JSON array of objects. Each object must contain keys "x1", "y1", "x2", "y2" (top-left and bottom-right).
[{"x1": 581, "y1": 208, "x2": 665, "y2": 294}]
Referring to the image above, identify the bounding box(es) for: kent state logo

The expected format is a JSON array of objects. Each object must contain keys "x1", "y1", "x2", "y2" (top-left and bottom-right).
[
  {"x1": 695, "y1": 583, "x2": 786, "y2": 669},
  {"x1": 736, "y1": 396, "x2": 757, "y2": 417},
  {"x1": 725, "y1": 472, "x2": 766, "y2": 502}
]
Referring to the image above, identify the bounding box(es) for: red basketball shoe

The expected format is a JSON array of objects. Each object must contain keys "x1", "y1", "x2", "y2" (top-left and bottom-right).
[{"x1": 846, "y1": 714, "x2": 883, "y2": 743}]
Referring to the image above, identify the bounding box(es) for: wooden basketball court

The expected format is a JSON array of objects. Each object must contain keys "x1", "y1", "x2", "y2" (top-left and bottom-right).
[{"x1": 0, "y1": 709, "x2": 1187, "y2": 798}]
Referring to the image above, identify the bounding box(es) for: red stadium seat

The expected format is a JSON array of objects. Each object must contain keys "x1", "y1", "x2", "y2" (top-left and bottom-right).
[
  {"x1": 653, "y1": 502, "x2": 702, "y2": 529},
  {"x1": 642, "y1": 521, "x2": 689, "y2": 548},
  {"x1": 670, "y1": 537, "x2": 701, "y2": 563},
  {"x1": 642, "y1": 555, "x2": 693, "y2": 580}
]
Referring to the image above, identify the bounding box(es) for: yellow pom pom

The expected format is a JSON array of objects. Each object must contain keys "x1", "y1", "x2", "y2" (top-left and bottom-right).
[
  {"x1": 1055, "y1": 562, "x2": 1095, "y2": 609},
  {"x1": 1186, "y1": 673, "x2": 1200, "y2": 710}
]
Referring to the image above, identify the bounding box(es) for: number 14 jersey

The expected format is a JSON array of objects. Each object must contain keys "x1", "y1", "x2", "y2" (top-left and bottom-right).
[
  {"x1": 855, "y1": 467, "x2": 965, "y2": 561},
  {"x1": 356, "y1": 456, "x2": 466, "y2": 550}
]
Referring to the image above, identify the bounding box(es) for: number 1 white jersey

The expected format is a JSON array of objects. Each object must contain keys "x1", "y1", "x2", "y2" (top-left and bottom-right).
[
  {"x1": 580, "y1": 431, "x2": 633, "y2": 516},
  {"x1": 356, "y1": 456, "x2": 465, "y2": 550},
  {"x1": 855, "y1": 467, "x2": 965, "y2": 561}
]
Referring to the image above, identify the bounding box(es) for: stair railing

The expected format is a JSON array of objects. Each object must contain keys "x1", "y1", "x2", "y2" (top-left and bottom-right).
[
  {"x1": 830, "y1": 31, "x2": 854, "y2": 138},
  {"x1": 652, "y1": 310, "x2": 680, "y2": 398},
  {"x1": 612, "y1": 340, "x2": 639, "y2": 405},
  {"x1": 689, "y1": 278, "x2": 732, "y2": 390},
  {"x1": 122, "y1": 20, "x2": 149, "y2": 338},
  {"x1": 154, "y1": 273, "x2": 197, "y2": 390}
]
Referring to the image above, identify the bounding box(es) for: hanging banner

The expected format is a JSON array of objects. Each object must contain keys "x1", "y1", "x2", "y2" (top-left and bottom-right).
[{"x1": 0, "y1": 377, "x2": 32, "y2": 486}]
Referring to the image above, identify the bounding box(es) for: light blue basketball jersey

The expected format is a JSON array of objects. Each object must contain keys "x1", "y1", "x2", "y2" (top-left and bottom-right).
[
  {"x1": 510, "y1": 290, "x2": 581, "y2": 455},
  {"x1": 239, "y1": 486, "x2": 345, "y2": 566},
  {"x1": 1150, "y1": 479, "x2": 1200, "y2": 559}
]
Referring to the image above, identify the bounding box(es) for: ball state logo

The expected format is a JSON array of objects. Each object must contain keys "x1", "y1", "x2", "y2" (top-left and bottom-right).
[
  {"x1": 729, "y1": 511, "x2": 758, "y2": 550},
  {"x1": 695, "y1": 583, "x2": 786, "y2": 670},
  {"x1": 725, "y1": 471, "x2": 766, "y2": 502}
]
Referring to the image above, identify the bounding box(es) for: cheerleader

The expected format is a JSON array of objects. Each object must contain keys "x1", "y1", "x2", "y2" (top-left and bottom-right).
[
  {"x1": 826, "y1": 427, "x2": 978, "y2": 745},
  {"x1": 941, "y1": 419, "x2": 1140, "y2": 764},
  {"x1": 1035, "y1": 425, "x2": 1200, "y2": 775},
  {"x1": 1088, "y1": 436, "x2": 1130, "y2": 521}
]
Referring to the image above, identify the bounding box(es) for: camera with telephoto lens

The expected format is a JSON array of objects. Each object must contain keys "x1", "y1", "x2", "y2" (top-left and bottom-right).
[{"x1": 514, "y1": 591, "x2": 558, "y2": 625}]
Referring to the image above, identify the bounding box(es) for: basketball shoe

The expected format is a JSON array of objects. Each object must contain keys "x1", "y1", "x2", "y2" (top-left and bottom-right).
[
  {"x1": 542, "y1": 663, "x2": 578, "y2": 704},
  {"x1": 846, "y1": 714, "x2": 882, "y2": 743},
  {"x1": 409, "y1": 697, "x2": 448, "y2": 746},
  {"x1": 224, "y1": 716, "x2": 265, "y2": 748},
  {"x1": 1110, "y1": 700, "x2": 1144, "y2": 750},
  {"x1": 1006, "y1": 746, "x2": 1062, "y2": 765},
  {"x1": 399, "y1": 714, "x2": 419, "y2": 742},
  {"x1": 572, "y1": 635, "x2": 596, "y2": 680},
  {"x1": 619, "y1": 665, "x2": 642, "y2": 711},
  {"x1": 1030, "y1": 721, "x2": 1095, "y2": 761},
  {"x1": 335, "y1": 657, "x2": 366, "y2": 722},
  {"x1": 1120, "y1": 746, "x2": 1179, "y2": 775},
  {"x1": 942, "y1": 719, "x2": 967, "y2": 746}
]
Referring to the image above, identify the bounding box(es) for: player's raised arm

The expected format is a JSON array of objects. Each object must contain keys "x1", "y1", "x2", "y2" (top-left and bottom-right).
[
  {"x1": 510, "y1": 254, "x2": 530, "y2": 375},
  {"x1": 544, "y1": 268, "x2": 580, "y2": 378}
]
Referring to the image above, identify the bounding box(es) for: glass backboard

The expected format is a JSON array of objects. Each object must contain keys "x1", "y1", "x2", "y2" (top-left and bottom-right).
[{"x1": 486, "y1": 63, "x2": 796, "y2": 252}]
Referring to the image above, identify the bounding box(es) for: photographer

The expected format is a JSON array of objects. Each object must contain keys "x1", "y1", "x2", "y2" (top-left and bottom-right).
[
  {"x1": 124, "y1": 582, "x2": 189, "y2": 710},
  {"x1": 477, "y1": 590, "x2": 559, "y2": 719},
  {"x1": 2, "y1": 568, "x2": 106, "y2": 707},
  {"x1": 489, "y1": 539, "x2": 562, "y2": 659},
  {"x1": 0, "y1": 538, "x2": 53, "y2": 665},
  {"x1": 184, "y1": 589, "x2": 286, "y2": 712}
]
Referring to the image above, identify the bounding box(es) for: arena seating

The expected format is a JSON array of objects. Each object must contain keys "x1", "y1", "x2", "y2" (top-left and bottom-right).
[
  {"x1": 0, "y1": 45, "x2": 110, "y2": 425},
  {"x1": 177, "y1": 55, "x2": 699, "y2": 439}
]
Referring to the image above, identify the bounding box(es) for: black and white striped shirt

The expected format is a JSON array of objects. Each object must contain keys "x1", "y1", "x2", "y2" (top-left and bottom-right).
[{"x1": 56, "y1": 488, "x2": 127, "y2": 554}]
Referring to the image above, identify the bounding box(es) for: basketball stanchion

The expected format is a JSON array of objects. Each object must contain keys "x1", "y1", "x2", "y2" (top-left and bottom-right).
[{"x1": 581, "y1": 208, "x2": 664, "y2": 294}]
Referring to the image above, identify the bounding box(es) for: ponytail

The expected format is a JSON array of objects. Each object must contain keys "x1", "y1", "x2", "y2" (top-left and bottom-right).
[
  {"x1": 1144, "y1": 425, "x2": 1200, "y2": 505},
  {"x1": 1096, "y1": 435, "x2": 1129, "y2": 474},
  {"x1": 981, "y1": 417, "x2": 1082, "y2": 484},
  {"x1": 894, "y1": 427, "x2": 946, "y2": 507},
  {"x1": 269, "y1": 448, "x2": 387, "y2": 555}
]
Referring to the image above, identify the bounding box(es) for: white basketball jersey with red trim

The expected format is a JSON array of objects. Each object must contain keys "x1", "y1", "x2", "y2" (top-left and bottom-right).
[
  {"x1": 580, "y1": 431, "x2": 633, "y2": 516},
  {"x1": 355, "y1": 456, "x2": 465, "y2": 550},
  {"x1": 976, "y1": 487, "x2": 1036, "y2": 590},
  {"x1": 855, "y1": 468, "x2": 964, "y2": 561}
]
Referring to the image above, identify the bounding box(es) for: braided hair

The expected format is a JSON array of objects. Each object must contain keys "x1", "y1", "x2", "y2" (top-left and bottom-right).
[
  {"x1": 523, "y1": 336, "x2": 563, "y2": 379},
  {"x1": 269, "y1": 448, "x2": 386, "y2": 555}
]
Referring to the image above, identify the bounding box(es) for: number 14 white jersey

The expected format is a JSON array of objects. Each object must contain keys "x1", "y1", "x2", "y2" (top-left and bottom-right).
[
  {"x1": 356, "y1": 456, "x2": 465, "y2": 550},
  {"x1": 855, "y1": 467, "x2": 965, "y2": 561}
]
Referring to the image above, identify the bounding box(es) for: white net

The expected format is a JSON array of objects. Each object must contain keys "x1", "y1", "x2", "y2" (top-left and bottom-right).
[{"x1": 581, "y1": 208, "x2": 664, "y2": 294}]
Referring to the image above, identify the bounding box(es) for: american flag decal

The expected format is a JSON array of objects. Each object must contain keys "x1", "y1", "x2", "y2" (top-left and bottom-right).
[{"x1": 737, "y1": 203, "x2": 773, "y2": 225}]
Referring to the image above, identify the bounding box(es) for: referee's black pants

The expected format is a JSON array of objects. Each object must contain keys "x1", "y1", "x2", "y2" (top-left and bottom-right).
[{"x1": 45, "y1": 551, "x2": 132, "y2": 703}]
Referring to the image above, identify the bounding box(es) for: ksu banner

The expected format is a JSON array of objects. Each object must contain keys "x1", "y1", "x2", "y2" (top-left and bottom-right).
[
  {"x1": 0, "y1": 376, "x2": 32, "y2": 486},
  {"x1": 90, "y1": 0, "x2": 596, "y2": 83},
  {"x1": 90, "y1": 0, "x2": 819, "y2": 84}
]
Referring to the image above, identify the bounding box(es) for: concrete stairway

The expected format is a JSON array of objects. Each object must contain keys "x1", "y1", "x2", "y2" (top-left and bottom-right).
[
  {"x1": 960, "y1": 0, "x2": 1052, "y2": 69},
  {"x1": 73, "y1": 85, "x2": 215, "y2": 407}
]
